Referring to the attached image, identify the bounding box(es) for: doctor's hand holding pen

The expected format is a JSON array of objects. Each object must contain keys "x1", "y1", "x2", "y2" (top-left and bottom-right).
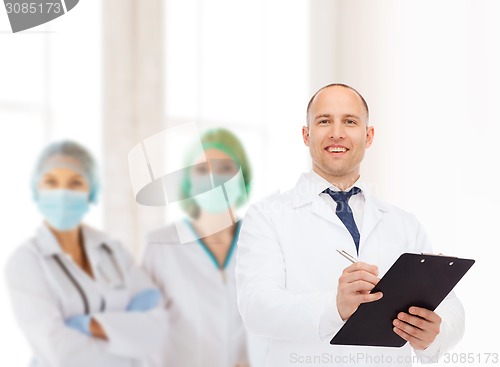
[
  {"x1": 336, "y1": 259, "x2": 382, "y2": 321},
  {"x1": 336, "y1": 250, "x2": 442, "y2": 350}
]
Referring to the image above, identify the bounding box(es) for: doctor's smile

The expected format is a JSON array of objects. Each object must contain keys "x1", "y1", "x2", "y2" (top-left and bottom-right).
[{"x1": 324, "y1": 145, "x2": 348, "y2": 154}]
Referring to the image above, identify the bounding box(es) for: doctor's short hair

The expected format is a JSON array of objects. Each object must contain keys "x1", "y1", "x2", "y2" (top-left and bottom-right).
[
  {"x1": 180, "y1": 128, "x2": 252, "y2": 219},
  {"x1": 306, "y1": 83, "x2": 370, "y2": 125}
]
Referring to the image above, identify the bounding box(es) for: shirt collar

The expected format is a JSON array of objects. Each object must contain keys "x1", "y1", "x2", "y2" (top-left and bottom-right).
[
  {"x1": 309, "y1": 170, "x2": 367, "y2": 193},
  {"x1": 35, "y1": 223, "x2": 62, "y2": 256},
  {"x1": 291, "y1": 170, "x2": 367, "y2": 208}
]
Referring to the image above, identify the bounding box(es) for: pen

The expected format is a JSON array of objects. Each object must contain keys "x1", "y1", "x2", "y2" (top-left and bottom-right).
[
  {"x1": 337, "y1": 250, "x2": 381, "y2": 280},
  {"x1": 336, "y1": 249, "x2": 357, "y2": 263}
]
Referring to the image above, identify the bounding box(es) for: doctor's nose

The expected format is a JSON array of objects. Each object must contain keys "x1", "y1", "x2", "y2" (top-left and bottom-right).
[{"x1": 328, "y1": 122, "x2": 345, "y2": 140}]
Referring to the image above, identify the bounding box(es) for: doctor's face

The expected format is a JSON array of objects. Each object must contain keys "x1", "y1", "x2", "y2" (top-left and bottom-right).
[
  {"x1": 302, "y1": 86, "x2": 374, "y2": 186},
  {"x1": 189, "y1": 149, "x2": 242, "y2": 216}
]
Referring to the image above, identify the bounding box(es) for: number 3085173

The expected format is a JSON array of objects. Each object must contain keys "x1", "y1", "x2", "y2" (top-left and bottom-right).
[{"x1": 5, "y1": 2, "x2": 62, "y2": 14}]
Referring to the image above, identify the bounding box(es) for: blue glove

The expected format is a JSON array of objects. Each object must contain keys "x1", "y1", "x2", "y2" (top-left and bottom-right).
[
  {"x1": 126, "y1": 288, "x2": 161, "y2": 312},
  {"x1": 65, "y1": 315, "x2": 92, "y2": 336}
]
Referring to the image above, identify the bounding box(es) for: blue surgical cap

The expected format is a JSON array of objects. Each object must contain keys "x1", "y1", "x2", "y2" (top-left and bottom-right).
[{"x1": 31, "y1": 140, "x2": 100, "y2": 203}]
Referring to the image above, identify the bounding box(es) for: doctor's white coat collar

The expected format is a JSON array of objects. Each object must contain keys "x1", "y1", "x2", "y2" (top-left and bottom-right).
[
  {"x1": 35, "y1": 223, "x2": 107, "y2": 257},
  {"x1": 291, "y1": 170, "x2": 390, "y2": 212}
]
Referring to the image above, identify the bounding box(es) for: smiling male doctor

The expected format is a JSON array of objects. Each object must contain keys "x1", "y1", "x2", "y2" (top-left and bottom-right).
[{"x1": 235, "y1": 84, "x2": 464, "y2": 366}]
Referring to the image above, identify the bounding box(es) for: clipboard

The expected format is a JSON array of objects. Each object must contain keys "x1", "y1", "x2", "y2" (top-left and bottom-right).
[{"x1": 330, "y1": 253, "x2": 475, "y2": 347}]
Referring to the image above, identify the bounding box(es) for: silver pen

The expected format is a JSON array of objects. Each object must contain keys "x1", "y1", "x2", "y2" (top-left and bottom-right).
[{"x1": 336, "y1": 249, "x2": 357, "y2": 263}]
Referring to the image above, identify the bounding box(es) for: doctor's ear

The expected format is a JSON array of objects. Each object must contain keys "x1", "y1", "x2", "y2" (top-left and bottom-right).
[
  {"x1": 365, "y1": 125, "x2": 375, "y2": 148},
  {"x1": 302, "y1": 126, "x2": 310, "y2": 145}
]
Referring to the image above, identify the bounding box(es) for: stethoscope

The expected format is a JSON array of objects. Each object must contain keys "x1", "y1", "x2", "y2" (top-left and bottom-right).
[{"x1": 52, "y1": 243, "x2": 125, "y2": 315}]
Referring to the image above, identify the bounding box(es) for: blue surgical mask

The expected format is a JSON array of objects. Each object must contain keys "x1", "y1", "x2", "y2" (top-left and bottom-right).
[
  {"x1": 36, "y1": 189, "x2": 89, "y2": 231},
  {"x1": 189, "y1": 173, "x2": 245, "y2": 214}
]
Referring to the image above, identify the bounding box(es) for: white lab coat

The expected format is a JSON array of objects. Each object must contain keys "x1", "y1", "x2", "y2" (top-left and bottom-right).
[
  {"x1": 236, "y1": 171, "x2": 465, "y2": 367},
  {"x1": 4, "y1": 224, "x2": 168, "y2": 367},
  {"x1": 141, "y1": 220, "x2": 250, "y2": 367}
]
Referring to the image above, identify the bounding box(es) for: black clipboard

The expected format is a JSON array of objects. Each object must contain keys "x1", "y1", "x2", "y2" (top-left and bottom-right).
[{"x1": 330, "y1": 253, "x2": 475, "y2": 347}]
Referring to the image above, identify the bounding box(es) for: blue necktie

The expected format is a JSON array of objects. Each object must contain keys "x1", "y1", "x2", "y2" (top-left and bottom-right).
[{"x1": 323, "y1": 187, "x2": 362, "y2": 253}]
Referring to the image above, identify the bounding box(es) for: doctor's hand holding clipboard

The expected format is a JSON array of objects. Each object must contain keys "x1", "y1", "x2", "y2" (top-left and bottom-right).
[
  {"x1": 4, "y1": 141, "x2": 168, "y2": 367},
  {"x1": 335, "y1": 249, "x2": 442, "y2": 351}
]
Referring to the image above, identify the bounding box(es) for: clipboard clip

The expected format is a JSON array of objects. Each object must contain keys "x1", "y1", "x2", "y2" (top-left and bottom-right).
[{"x1": 420, "y1": 252, "x2": 458, "y2": 258}]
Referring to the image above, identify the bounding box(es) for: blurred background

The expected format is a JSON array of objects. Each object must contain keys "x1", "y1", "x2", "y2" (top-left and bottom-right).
[{"x1": 1, "y1": 0, "x2": 499, "y2": 365}]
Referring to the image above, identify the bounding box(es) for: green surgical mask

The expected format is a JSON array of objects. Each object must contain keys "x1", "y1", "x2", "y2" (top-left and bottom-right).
[{"x1": 190, "y1": 173, "x2": 245, "y2": 214}]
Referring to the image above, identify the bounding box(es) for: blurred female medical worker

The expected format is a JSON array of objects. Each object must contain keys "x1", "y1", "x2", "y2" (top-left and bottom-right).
[
  {"x1": 142, "y1": 129, "x2": 253, "y2": 367},
  {"x1": 4, "y1": 141, "x2": 168, "y2": 367}
]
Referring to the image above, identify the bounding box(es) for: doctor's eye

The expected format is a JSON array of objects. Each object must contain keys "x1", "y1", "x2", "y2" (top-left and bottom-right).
[
  {"x1": 39, "y1": 174, "x2": 60, "y2": 188},
  {"x1": 68, "y1": 179, "x2": 85, "y2": 188},
  {"x1": 344, "y1": 119, "x2": 357, "y2": 125},
  {"x1": 318, "y1": 119, "x2": 330, "y2": 125},
  {"x1": 216, "y1": 162, "x2": 238, "y2": 174},
  {"x1": 41, "y1": 177, "x2": 58, "y2": 187},
  {"x1": 192, "y1": 164, "x2": 210, "y2": 175}
]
